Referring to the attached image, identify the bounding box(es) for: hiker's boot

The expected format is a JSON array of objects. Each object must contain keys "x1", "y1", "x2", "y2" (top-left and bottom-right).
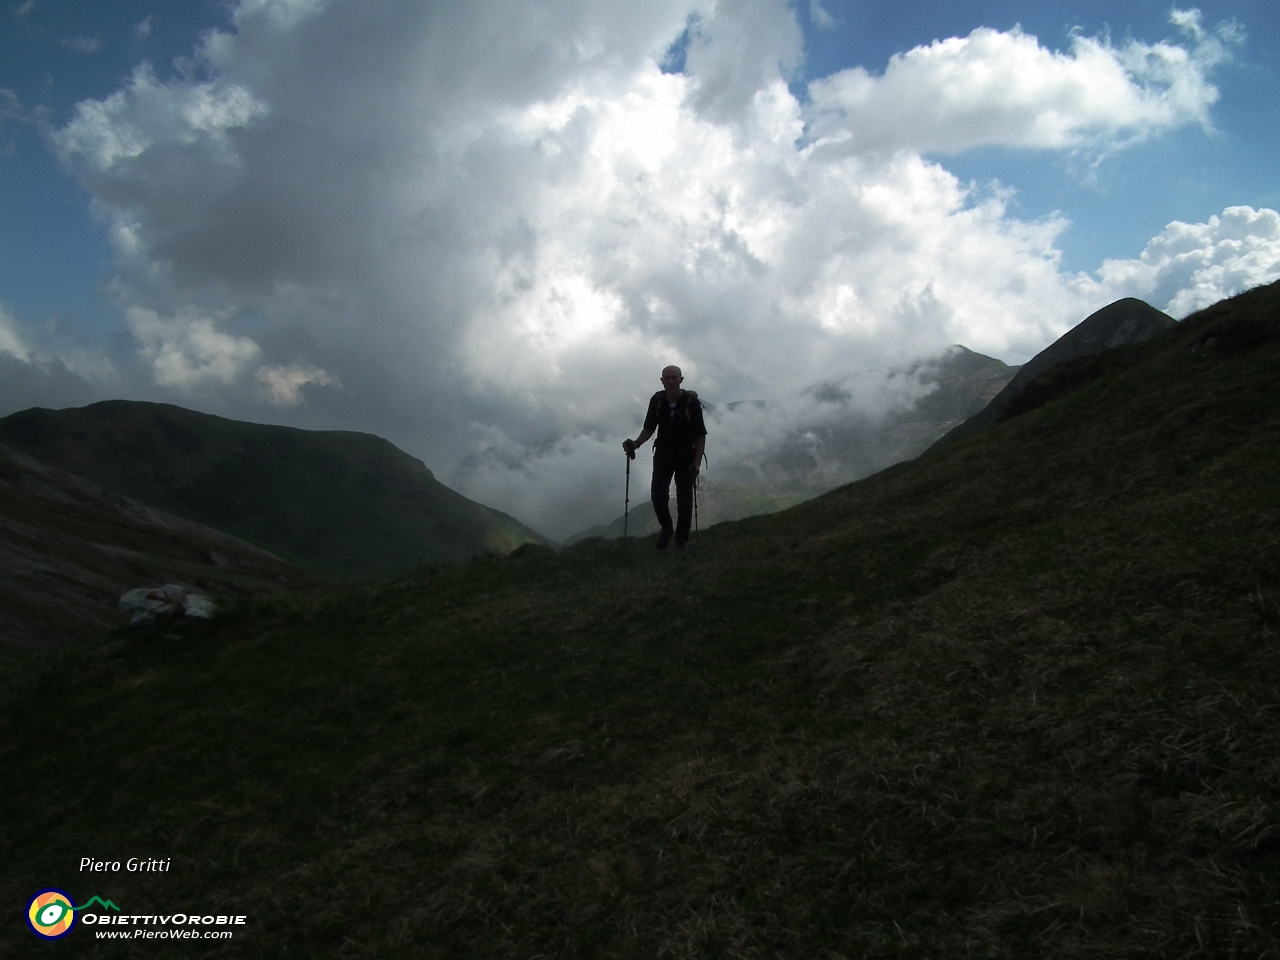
[
  {"x1": 674, "y1": 538, "x2": 687, "y2": 551},
  {"x1": 656, "y1": 528, "x2": 673, "y2": 550}
]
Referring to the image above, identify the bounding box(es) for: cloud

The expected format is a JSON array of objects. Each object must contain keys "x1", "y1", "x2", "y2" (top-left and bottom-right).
[
  {"x1": 1096, "y1": 205, "x2": 1280, "y2": 317},
  {"x1": 61, "y1": 35, "x2": 101, "y2": 54},
  {"x1": 34, "y1": 0, "x2": 1273, "y2": 538},
  {"x1": 0, "y1": 303, "x2": 129, "y2": 413},
  {"x1": 53, "y1": 63, "x2": 267, "y2": 173},
  {"x1": 0, "y1": 88, "x2": 27, "y2": 129},
  {"x1": 680, "y1": 0, "x2": 802, "y2": 124},
  {"x1": 256, "y1": 363, "x2": 341, "y2": 405},
  {"x1": 808, "y1": 1, "x2": 835, "y2": 29},
  {"x1": 0, "y1": 304, "x2": 31, "y2": 363},
  {"x1": 126, "y1": 307, "x2": 261, "y2": 388},
  {"x1": 135, "y1": 15, "x2": 154, "y2": 41},
  {"x1": 805, "y1": 10, "x2": 1239, "y2": 155}
]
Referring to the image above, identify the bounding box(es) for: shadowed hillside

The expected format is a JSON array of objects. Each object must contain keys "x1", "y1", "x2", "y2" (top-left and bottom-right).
[
  {"x1": 0, "y1": 401, "x2": 548, "y2": 578},
  {"x1": 3, "y1": 282, "x2": 1278, "y2": 957},
  {"x1": 0, "y1": 445, "x2": 318, "y2": 646},
  {"x1": 929, "y1": 297, "x2": 1174, "y2": 451}
]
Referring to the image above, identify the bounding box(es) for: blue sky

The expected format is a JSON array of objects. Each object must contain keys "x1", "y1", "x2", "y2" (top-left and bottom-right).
[
  {"x1": 801, "y1": 0, "x2": 1279, "y2": 272},
  {"x1": 1, "y1": 0, "x2": 1277, "y2": 536},
  {"x1": 0, "y1": 1, "x2": 213, "y2": 335}
]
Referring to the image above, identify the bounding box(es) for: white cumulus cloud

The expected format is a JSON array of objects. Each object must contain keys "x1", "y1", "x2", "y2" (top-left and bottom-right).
[
  {"x1": 53, "y1": 63, "x2": 267, "y2": 173},
  {"x1": 806, "y1": 9, "x2": 1239, "y2": 154},
  {"x1": 127, "y1": 307, "x2": 261, "y2": 388},
  {"x1": 1096, "y1": 205, "x2": 1280, "y2": 317}
]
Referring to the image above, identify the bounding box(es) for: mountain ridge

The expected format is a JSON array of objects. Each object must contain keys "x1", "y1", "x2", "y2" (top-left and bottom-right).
[
  {"x1": 0, "y1": 400, "x2": 549, "y2": 578},
  {"x1": 929, "y1": 297, "x2": 1174, "y2": 452}
]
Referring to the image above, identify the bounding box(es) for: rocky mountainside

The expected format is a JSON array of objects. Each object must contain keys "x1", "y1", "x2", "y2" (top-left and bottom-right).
[
  {"x1": 0, "y1": 444, "x2": 314, "y2": 646},
  {"x1": 0, "y1": 401, "x2": 548, "y2": 578},
  {"x1": 929, "y1": 297, "x2": 1174, "y2": 451}
]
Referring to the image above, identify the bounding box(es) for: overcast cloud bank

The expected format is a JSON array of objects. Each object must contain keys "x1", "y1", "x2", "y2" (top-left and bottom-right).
[{"x1": 1, "y1": 0, "x2": 1277, "y2": 538}]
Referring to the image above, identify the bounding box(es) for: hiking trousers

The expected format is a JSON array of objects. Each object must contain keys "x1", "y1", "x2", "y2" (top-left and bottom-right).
[{"x1": 651, "y1": 454, "x2": 695, "y2": 542}]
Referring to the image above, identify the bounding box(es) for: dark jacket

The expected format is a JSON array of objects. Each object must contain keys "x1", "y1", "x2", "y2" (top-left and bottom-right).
[{"x1": 643, "y1": 390, "x2": 706, "y2": 462}]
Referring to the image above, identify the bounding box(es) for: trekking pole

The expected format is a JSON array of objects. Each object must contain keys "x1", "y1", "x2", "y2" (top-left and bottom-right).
[
  {"x1": 693, "y1": 473, "x2": 698, "y2": 532},
  {"x1": 693, "y1": 452, "x2": 707, "y2": 532},
  {"x1": 623, "y1": 445, "x2": 633, "y2": 538}
]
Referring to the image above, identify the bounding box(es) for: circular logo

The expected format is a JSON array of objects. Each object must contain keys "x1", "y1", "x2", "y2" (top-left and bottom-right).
[{"x1": 27, "y1": 890, "x2": 77, "y2": 940}]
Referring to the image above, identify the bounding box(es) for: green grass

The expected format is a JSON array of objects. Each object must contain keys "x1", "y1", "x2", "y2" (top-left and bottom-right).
[{"x1": 3, "y1": 282, "x2": 1279, "y2": 957}]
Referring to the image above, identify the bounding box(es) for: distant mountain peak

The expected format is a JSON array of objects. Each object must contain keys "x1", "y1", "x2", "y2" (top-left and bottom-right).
[{"x1": 928, "y1": 298, "x2": 1174, "y2": 452}]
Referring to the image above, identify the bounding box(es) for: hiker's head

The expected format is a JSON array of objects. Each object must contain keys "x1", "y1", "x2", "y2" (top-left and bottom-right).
[{"x1": 661, "y1": 366, "x2": 683, "y2": 391}]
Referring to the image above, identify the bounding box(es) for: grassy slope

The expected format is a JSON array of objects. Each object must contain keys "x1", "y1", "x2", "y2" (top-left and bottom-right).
[
  {"x1": 0, "y1": 447, "x2": 319, "y2": 646},
  {"x1": 565, "y1": 479, "x2": 815, "y2": 544},
  {"x1": 0, "y1": 402, "x2": 542, "y2": 578},
  {"x1": 3, "y1": 283, "x2": 1279, "y2": 958}
]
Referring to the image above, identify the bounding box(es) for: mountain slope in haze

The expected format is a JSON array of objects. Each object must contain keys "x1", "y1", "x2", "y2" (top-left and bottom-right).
[
  {"x1": 7, "y1": 282, "x2": 1277, "y2": 956},
  {"x1": 0, "y1": 445, "x2": 316, "y2": 647},
  {"x1": 719, "y1": 344, "x2": 1019, "y2": 488},
  {"x1": 929, "y1": 296, "x2": 1174, "y2": 452},
  {"x1": 0, "y1": 401, "x2": 547, "y2": 578},
  {"x1": 570, "y1": 345, "x2": 1017, "y2": 543}
]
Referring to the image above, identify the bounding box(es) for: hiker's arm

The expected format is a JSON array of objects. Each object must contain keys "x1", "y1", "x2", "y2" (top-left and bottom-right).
[
  {"x1": 624, "y1": 427, "x2": 654, "y2": 455},
  {"x1": 626, "y1": 396, "x2": 659, "y2": 455},
  {"x1": 692, "y1": 435, "x2": 705, "y2": 474}
]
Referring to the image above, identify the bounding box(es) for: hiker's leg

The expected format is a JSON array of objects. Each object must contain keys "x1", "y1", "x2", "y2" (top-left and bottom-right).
[
  {"x1": 673, "y1": 461, "x2": 693, "y2": 542},
  {"x1": 651, "y1": 457, "x2": 675, "y2": 533}
]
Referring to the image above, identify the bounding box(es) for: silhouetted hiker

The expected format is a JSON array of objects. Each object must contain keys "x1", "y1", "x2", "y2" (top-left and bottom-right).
[{"x1": 623, "y1": 365, "x2": 707, "y2": 550}]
